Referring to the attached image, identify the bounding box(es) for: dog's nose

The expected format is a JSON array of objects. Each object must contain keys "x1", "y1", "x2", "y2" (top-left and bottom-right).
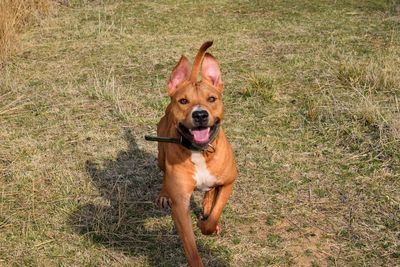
[{"x1": 192, "y1": 110, "x2": 209, "y2": 124}]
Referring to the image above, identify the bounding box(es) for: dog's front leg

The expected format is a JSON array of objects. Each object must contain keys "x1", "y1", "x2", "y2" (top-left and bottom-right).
[
  {"x1": 198, "y1": 182, "x2": 234, "y2": 235},
  {"x1": 171, "y1": 192, "x2": 203, "y2": 267}
]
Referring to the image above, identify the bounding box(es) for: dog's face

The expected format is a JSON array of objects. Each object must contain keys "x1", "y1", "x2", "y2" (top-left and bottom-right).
[{"x1": 166, "y1": 53, "x2": 224, "y2": 145}]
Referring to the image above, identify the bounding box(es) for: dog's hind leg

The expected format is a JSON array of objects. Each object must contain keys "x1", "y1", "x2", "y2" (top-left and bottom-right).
[{"x1": 201, "y1": 187, "x2": 218, "y2": 219}]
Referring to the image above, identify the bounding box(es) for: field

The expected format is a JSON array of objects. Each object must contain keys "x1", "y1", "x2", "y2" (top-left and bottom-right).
[{"x1": 1, "y1": 0, "x2": 399, "y2": 266}]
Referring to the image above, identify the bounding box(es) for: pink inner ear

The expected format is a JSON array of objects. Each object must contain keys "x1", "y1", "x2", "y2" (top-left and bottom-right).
[
  {"x1": 168, "y1": 56, "x2": 190, "y2": 96},
  {"x1": 205, "y1": 68, "x2": 219, "y2": 83},
  {"x1": 202, "y1": 53, "x2": 223, "y2": 88},
  {"x1": 168, "y1": 71, "x2": 186, "y2": 89}
]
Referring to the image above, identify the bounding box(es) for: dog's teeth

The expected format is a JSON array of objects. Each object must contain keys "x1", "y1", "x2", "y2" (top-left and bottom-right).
[{"x1": 189, "y1": 129, "x2": 192, "y2": 133}]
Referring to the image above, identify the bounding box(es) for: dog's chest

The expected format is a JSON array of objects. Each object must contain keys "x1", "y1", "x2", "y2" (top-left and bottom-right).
[{"x1": 191, "y1": 152, "x2": 216, "y2": 192}]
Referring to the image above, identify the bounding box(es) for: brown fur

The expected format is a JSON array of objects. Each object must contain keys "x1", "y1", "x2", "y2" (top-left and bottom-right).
[{"x1": 156, "y1": 42, "x2": 237, "y2": 267}]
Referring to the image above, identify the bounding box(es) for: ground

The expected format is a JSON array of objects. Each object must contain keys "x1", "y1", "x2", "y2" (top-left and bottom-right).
[{"x1": 0, "y1": 0, "x2": 399, "y2": 266}]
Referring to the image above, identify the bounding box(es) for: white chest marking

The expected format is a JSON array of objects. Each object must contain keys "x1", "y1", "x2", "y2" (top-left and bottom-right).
[{"x1": 191, "y1": 152, "x2": 216, "y2": 192}]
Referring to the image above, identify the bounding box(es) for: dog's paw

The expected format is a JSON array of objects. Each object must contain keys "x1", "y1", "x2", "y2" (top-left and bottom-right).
[
  {"x1": 198, "y1": 217, "x2": 221, "y2": 235},
  {"x1": 156, "y1": 196, "x2": 172, "y2": 209}
]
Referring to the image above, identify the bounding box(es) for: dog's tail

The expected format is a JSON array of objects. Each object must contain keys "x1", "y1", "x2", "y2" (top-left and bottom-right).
[{"x1": 190, "y1": 41, "x2": 213, "y2": 82}]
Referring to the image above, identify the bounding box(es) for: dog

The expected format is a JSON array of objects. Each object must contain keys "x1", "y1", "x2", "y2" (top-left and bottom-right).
[{"x1": 155, "y1": 41, "x2": 237, "y2": 267}]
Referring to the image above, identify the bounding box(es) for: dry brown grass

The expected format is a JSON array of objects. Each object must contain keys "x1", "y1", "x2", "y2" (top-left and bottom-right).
[
  {"x1": 0, "y1": 0, "x2": 51, "y2": 63},
  {"x1": 0, "y1": 0, "x2": 399, "y2": 266}
]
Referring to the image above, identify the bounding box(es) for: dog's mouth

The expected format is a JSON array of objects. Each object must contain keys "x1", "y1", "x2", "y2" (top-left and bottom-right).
[{"x1": 178, "y1": 119, "x2": 220, "y2": 145}]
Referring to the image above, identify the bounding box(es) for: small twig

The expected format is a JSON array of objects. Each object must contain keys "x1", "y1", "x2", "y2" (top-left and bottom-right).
[{"x1": 34, "y1": 239, "x2": 54, "y2": 248}]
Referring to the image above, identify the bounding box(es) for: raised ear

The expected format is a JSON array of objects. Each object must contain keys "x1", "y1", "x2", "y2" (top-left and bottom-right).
[
  {"x1": 167, "y1": 55, "x2": 190, "y2": 96},
  {"x1": 201, "y1": 53, "x2": 224, "y2": 92}
]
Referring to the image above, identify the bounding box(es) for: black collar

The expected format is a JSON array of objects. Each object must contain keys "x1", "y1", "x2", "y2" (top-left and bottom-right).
[{"x1": 145, "y1": 124, "x2": 220, "y2": 152}]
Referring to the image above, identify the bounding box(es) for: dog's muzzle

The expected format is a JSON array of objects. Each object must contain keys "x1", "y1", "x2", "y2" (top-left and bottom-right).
[{"x1": 192, "y1": 110, "x2": 209, "y2": 127}]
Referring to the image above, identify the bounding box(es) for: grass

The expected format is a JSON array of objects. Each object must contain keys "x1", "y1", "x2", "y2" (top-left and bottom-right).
[
  {"x1": 1, "y1": 0, "x2": 399, "y2": 266},
  {"x1": 0, "y1": 0, "x2": 52, "y2": 63}
]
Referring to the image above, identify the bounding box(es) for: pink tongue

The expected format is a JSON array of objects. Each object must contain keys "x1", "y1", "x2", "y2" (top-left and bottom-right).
[{"x1": 192, "y1": 128, "x2": 210, "y2": 144}]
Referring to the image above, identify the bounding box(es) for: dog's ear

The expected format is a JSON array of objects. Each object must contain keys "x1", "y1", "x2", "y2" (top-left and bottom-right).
[
  {"x1": 168, "y1": 56, "x2": 190, "y2": 96},
  {"x1": 201, "y1": 53, "x2": 224, "y2": 92}
]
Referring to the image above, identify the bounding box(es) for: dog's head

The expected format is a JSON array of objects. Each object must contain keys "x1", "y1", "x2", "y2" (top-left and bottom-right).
[{"x1": 166, "y1": 41, "x2": 224, "y2": 146}]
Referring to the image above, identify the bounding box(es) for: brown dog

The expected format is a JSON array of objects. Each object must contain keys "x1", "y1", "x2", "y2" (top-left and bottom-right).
[{"x1": 155, "y1": 41, "x2": 237, "y2": 267}]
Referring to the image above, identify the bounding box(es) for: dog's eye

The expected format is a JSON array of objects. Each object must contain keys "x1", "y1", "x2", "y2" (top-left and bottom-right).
[
  {"x1": 178, "y1": 98, "x2": 189, "y2": 105},
  {"x1": 207, "y1": 96, "x2": 217, "y2": 103}
]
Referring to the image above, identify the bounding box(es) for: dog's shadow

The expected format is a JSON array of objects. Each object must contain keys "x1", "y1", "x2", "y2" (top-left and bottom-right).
[{"x1": 69, "y1": 129, "x2": 230, "y2": 266}]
